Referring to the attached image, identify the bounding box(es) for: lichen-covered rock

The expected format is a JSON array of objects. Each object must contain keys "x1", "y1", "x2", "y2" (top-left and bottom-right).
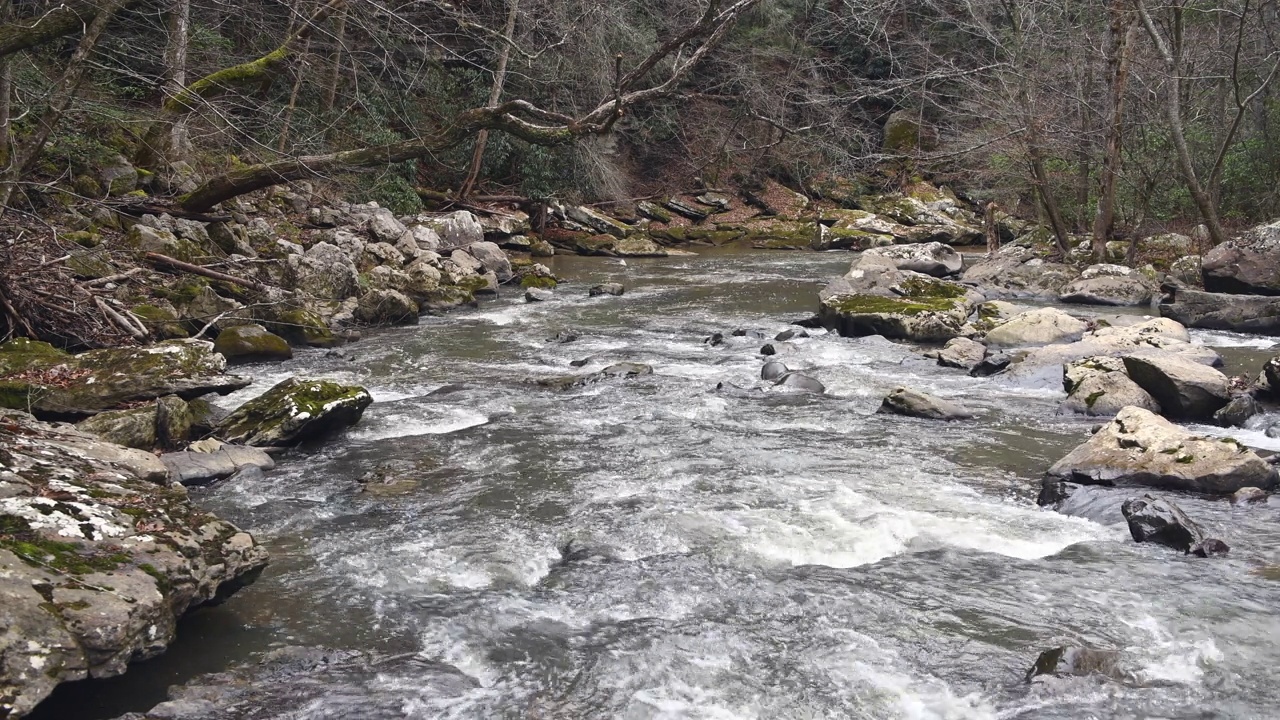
[
  {"x1": 366, "y1": 209, "x2": 407, "y2": 244},
  {"x1": 985, "y1": 307, "x2": 1088, "y2": 348},
  {"x1": 0, "y1": 339, "x2": 249, "y2": 418},
  {"x1": 214, "y1": 377, "x2": 373, "y2": 446},
  {"x1": 355, "y1": 289, "x2": 418, "y2": 326},
  {"x1": 465, "y1": 241, "x2": 513, "y2": 282},
  {"x1": 1045, "y1": 406, "x2": 1277, "y2": 494},
  {"x1": 285, "y1": 242, "x2": 360, "y2": 300},
  {"x1": 418, "y1": 211, "x2": 484, "y2": 251},
  {"x1": 76, "y1": 405, "x2": 158, "y2": 450},
  {"x1": 566, "y1": 205, "x2": 632, "y2": 238},
  {"x1": 0, "y1": 410, "x2": 267, "y2": 718},
  {"x1": 213, "y1": 324, "x2": 292, "y2": 363},
  {"x1": 818, "y1": 255, "x2": 983, "y2": 342},
  {"x1": 1061, "y1": 363, "x2": 1160, "y2": 417},
  {"x1": 961, "y1": 247, "x2": 1080, "y2": 299}
]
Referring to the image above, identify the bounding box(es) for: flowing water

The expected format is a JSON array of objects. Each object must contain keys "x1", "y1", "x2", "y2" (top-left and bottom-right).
[{"x1": 33, "y1": 250, "x2": 1280, "y2": 720}]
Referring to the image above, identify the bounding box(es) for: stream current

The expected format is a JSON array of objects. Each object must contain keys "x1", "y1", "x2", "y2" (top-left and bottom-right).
[{"x1": 36, "y1": 250, "x2": 1280, "y2": 719}]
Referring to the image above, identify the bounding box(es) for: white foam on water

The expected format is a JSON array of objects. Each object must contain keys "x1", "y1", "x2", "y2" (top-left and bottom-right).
[
  {"x1": 348, "y1": 407, "x2": 491, "y2": 441},
  {"x1": 1184, "y1": 422, "x2": 1280, "y2": 452},
  {"x1": 1190, "y1": 329, "x2": 1279, "y2": 349},
  {"x1": 1121, "y1": 614, "x2": 1224, "y2": 686}
]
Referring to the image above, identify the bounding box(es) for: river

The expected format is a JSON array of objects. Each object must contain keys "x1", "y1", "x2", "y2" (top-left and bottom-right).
[{"x1": 32, "y1": 250, "x2": 1280, "y2": 719}]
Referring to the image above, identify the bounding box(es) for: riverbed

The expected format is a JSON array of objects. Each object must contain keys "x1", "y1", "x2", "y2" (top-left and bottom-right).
[{"x1": 34, "y1": 250, "x2": 1280, "y2": 720}]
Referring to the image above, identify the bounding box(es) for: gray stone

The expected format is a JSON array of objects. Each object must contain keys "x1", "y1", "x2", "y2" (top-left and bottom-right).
[
  {"x1": 213, "y1": 324, "x2": 292, "y2": 363},
  {"x1": 877, "y1": 386, "x2": 975, "y2": 420},
  {"x1": 1160, "y1": 285, "x2": 1280, "y2": 335},
  {"x1": 1122, "y1": 354, "x2": 1230, "y2": 420},
  {"x1": 1045, "y1": 406, "x2": 1277, "y2": 494},
  {"x1": 985, "y1": 307, "x2": 1088, "y2": 348},
  {"x1": 1026, "y1": 647, "x2": 1123, "y2": 683},
  {"x1": 525, "y1": 288, "x2": 554, "y2": 303},
  {"x1": 465, "y1": 241, "x2": 513, "y2": 282},
  {"x1": 818, "y1": 255, "x2": 984, "y2": 343},
  {"x1": 935, "y1": 337, "x2": 987, "y2": 371},
  {"x1": 162, "y1": 444, "x2": 275, "y2": 486},
  {"x1": 761, "y1": 361, "x2": 790, "y2": 381},
  {"x1": 215, "y1": 377, "x2": 373, "y2": 447},
  {"x1": 863, "y1": 241, "x2": 963, "y2": 277},
  {"x1": 1059, "y1": 275, "x2": 1154, "y2": 307},
  {"x1": 774, "y1": 373, "x2": 825, "y2": 394},
  {"x1": 1122, "y1": 494, "x2": 1227, "y2": 556},
  {"x1": 286, "y1": 242, "x2": 360, "y2": 300},
  {"x1": 355, "y1": 289, "x2": 419, "y2": 326},
  {"x1": 419, "y1": 211, "x2": 484, "y2": 251},
  {"x1": 367, "y1": 209, "x2": 407, "y2": 243},
  {"x1": 1214, "y1": 395, "x2": 1258, "y2": 428},
  {"x1": 589, "y1": 283, "x2": 626, "y2": 297},
  {"x1": 1202, "y1": 220, "x2": 1280, "y2": 295}
]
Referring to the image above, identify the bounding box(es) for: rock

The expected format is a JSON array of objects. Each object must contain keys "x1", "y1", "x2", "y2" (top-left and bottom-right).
[
  {"x1": 125, "y1": 225, "x2": 202, "y2": 262},
  {"x1": 366, "y1": 209, "x2": 407, "y2": 243},
  {"x1": 775, "y1": 329, "x2": 808, "y2": 341},
  {"x1": 1201, "y1": 220, "x2": 1280, "y2": 295},
  {"x1": 154, "y1": 395, "x2": 191, "y2": 450},
  {"x1": 0, "y1": 339, "x2": 249, "y2": 418},
  {"x1": 663, "y1": 198, "x2": 711, "y2": 221},
  {"x1": 213, "y1": 324, "x2": 292, "y2": 363},
  {"x1": 259, "y1": 307, "x2": 338, "y2": 349},
  {"x1": 549, "y1": 329, "x2": 580, "y2": 344},
  {"x1": 99, "y1": 154, "x2": 139, "y2": 196},
  {"x1": 538, "y1": 362, "x2": 654, "y2": 390},
  {"x1": 774, "y1": 373, "x2": 825, "y2": 394},
  {"x1": 882, "y1": 110, "x2": 921, "y2": 153},
  {"x1": 1121, "y1": 494, "x2": 1227, "y2": 556},
  {"x1": 214, "y1": 377, "x2": 373, "y2": 447},
  {"x1": 1003, "y1": 318, "x2": 1219, "y2": 386},
  {"x1": 1169, "y1": 256, "x2": 1203, "y2": 288},
  {"x1": 573, "y1": 234, "x2": 666, "y2": 257},
  {"x1": 1045, "y1": 406, "x2": 1277, "y2": 494},
  {"x1": 1061, "y1": 367, "x2": 1160, "y2": 417},
  {"x1": 761, "y1": 361, "x2": 789, "y2": 381},
  {"x1": 1121, "y1": 355, "x2": 1230, "y2": 420},
  {"x1": 525, "y1": 288, "x2": 554, "y2": 303},
  {"x1": 961, "y1": 247, "x2": 1080, "y2": 299},
  {"x1": 161, "y1": 444, "x2": 275, "y2": 486},
  {"x1": 863, "y1": 242, "x2": 963, "y2": 277},
  {"x1": 935, "y1": 337, "x2": 987, "y2": 371},
  {"x1": 0, "y1": 410, "x2": 267, "y2": 717},
  {"x1": 77, "y1": 405, "x2": 157, "y2": 450},
  {"x1": 355, "y1": 289, "x2": 419, "y2": 326},
  {"x1": 1231, "y1": 487, "x2": 1268, "y2": 505},
  {"x1": 1159, "y1": 285, "x2": 1280, "y2": 335},
  {"x1": 565, "y1": 206, "x2": 632, "y2": 238},
  {"x1": 1214, "y1": 395, "x2": 1258, "y2": 428},
  {"x1": 818, "y1": 255, "x2": 983, "y2": 342},
  {"x1": 760, "y1": 343, "x2": 777, "y2": 356},
  {"x1": 477, "y1": 211, "x2": 531, "y2": 237},
  {"x1": 877, "y1": 387, "x2": 975, "y2": 420},
  {"x1": 402, "y1": 225, "x2": 443, "y2": 253},
  {"x1": 363, "y1": 241, "x2": 405, "y2": 268},
  {"x1": 1026, "y1": 647, "x2": 1123, "y2": 683},
  {"x1": 449, "y1": 248, "x2": 485, "y2": 276},
  {"x1": 589, "y1": 283, "x2": 626, "y2": 297},
  {"x1": 1036, "y1": 482, "x2": 1127, "y2": 525},
  {"x1": 286, "y1": 242, "x2": 360, "y2": 300},
  {"x1": 465, "y1": 241, "x2": 513, "y2": 282},
  {"x1": 985, "y1": 307, "x2": 1088, "y2": 348},
  {"x1": 1059, "y1": 275, "x2": 1154, "y2": 307},
  {"x1": 418, "y1": 211, "x2": 484, "y2": 251},
  {"x1": 969, "y1": 352, "x2": 1013, "y2": 377}
]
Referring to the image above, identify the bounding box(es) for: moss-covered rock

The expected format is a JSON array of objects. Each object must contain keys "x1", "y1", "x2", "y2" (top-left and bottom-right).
[
  {"x1": 213, "y1": 324, "x2": 293, "y2": 363},
  {"x1": 521, "y1": 275, "x2": 558, "y2": 290},
  {"x1": 573, "y1": 234, "x2": 667, "y2": 257},
  {"x1": 817, "y1": 256, "x2": 982, "y2": 342},
  {"x1": 260, "y1": 308, "x2": 338, "y2": 348},
  {"x1": 215, "y1": 377, "x2": 373, "y2": 446},
  {"x1": 355, "y1": 289, "x2": 419, "y2": 325},
  {"x1": 0, "y1": 339, "x2": 249, "y2": 418},
  {"x1": 76, "y1": 405, "x2": 158, "y2": 450},
  {"x1": 155, "y1": 394, "x2": 192, "y2": 450},
  {"x1": 132, "y1": 303, "x2": 190, "y2": 339}
]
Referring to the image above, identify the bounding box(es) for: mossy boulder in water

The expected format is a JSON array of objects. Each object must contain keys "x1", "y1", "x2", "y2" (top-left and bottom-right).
[
  {"x1": 817, "y1": 255, "x2": 981, "y2": 342},
  {"x1": 214, "y1": 324, "x2": 293, "y2": 363},
  {"x1": 259, "y1": 307, "x2": 338, "y2": 348},
  {"x1": 214, "y1": 377, "x2": 373, "y2": 446},
  {"x1": 0, "y1": 338, "x2": 249, "y2": 418}
]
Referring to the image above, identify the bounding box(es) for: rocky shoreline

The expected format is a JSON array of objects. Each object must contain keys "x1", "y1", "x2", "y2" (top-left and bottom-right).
[{"x1": 4, "y1": 179, "x2": 1280, "y2": 714}]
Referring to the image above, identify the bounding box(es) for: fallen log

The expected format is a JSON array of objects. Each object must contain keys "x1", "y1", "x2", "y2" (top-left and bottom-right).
[{"x1": 144, "y1": 252, "x2": 271, "y2": 293}]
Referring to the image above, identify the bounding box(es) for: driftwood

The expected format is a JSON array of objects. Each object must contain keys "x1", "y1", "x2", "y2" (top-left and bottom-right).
[
  {"x1": 83, "y1": 268, "x2": 146, "y2": 287},
  {"x1": 112, "y1": 203, "x2": 233, "y2": 223},
  {"x1": 144, "y1": 252, "x2": 271, "y2": 292}
]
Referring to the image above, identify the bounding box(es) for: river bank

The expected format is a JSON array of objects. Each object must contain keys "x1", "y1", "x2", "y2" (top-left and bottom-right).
[{"x1": 18, "y1": 248, "x2": 1280, "y2": 720}]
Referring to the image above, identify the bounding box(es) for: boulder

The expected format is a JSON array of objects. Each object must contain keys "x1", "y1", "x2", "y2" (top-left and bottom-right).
[
  {"x1": 589, "y1": 283, "x2": 626, "y2": 297},
  {"x1": 418, "y1": 211, "x2": 484, "y2": 251},
  {"x1": 573, "y1": 234, "x2": 667, "y2": 257},
  {"x1": 525, "y1": 288, "x2": 554, "y2": 303},
  {"x1": 1231, "y1": 487, "x2": 1268, "y2": 505},
  {"x1": 1059, "y1": 275, "x2": 1154, "y2": 307},
  {"x1": 818, "y1": 255, "x2": 983, "y2": 342},
  {"x1": 161, "y1": 443, "x2": 276, "y2": 486},
  {"x1": 1159, "y1": 285, "x2": 1280, "y2": 335},
  {"x1": 565, "y1": 206, "x2": 632, "y2": 238},
  {"x1": 1002, "y1": 318, "x2": 1219, "y2": 386},
  {"x1": 774, "y1": 373, "x2": 826, "y2": 394},
  {"x1": 877, "y1": 387, "x2": 975, "y2": 420},
  {"x1": 76, "y1": 405, "x2": 157, "y2": 450},
  {"x1": 1036, "y1": 482, "x2": 1127, "y2": 525},
  {"x1": 213, "y1": 324, "x2": 292, "y2": 363},
  {"x1": 1201, "y1": 220, "x2": 1280, "y2": 295},
  {"x1": 0, "y1": 339, "x2": 249, "y2": 418},
  {"x1": 1121, "y1": 494, "x2": 1228, "y2": 556},
  {"x1": 214, "y1": 377, "x2": 373, "y2": 447},
  {"x1": 1168, "y1": 256, "x2": 1203, "y2": 288},
  {"x1": 1061, "y1": 367, "x2": 1159, "y2": 417},
  {"x1": 935, "y1": 337, "x2": 987, "y2": 371},
  {"x1": 366, "y1": 209, "x2": 407, "y2": 244},
  {"x1": 354, "y1": 289, "x2": 419, "y2": 326},
  {"x1": 286, "y1": 242, "x2": 360, "y2": 300},
  {"x1": 1122, "y1": 355, "x2": 1230, "y2": 420},
  {"x1": 258, "y1": 307, "x2": 338, "y2": 349},
  {"x1": 1214, "y1": 395, "x2": 1258, "y2": 428},
  {"x1": 537, "y1": 362, "x2": 654, "y2": 391},
  {"x1": 154, "y1": 395, "x2": 191, "y2": 450},
  {"x1": 961, "y1": 247, "x2": 1080, "y2": 299},
  {"x1": 862, "y1": 242, "x2": 962, "y2": 277},
  {"x1": 98, "y1": 154, "x2": 139, "y2": 196},
  {"x1": 363, "y1": 241, "x2": 405, "y2": 268},
  {"x1": 761, "y1": 361, "x2": 790, "y2": 381},
  {"x1": 1026, "y1": 647, "x2": 1123, "y2": 683},
  {"x1": 465, "y1": 241, "x2": 513, "y2": 282},
  {"x1": 1045, "y1": 406, "x2": 1277, "y2": 494},
  {"x1": 984, "y1": 307, "x2": 1088, "y2": 348},
  {"x1": 0, "y1": 410, "x2": 266, "y2": 717}
]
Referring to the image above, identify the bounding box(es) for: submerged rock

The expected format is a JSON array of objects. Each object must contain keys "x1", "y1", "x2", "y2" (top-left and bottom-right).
[
  {"x1": 1026, "y1": 646, "x2": 1123, "y2": 683},
  {"x1": 538, "y1": 362, "x2": 654, "y2": 391},
  {"x1": 761, "y1": 360, "x2": 789, "y2": 381},
  {"x1": 774, "y1": 372, "x2": 825, "y2": 394},
  {"x1": 1121, "y1": 494, "x2": 1228, "y2": 556},
  {"x1": 877, "y1": 387, "x2": 975, "y2": 420},
  {"x1": 1045, "y1": 406, "x2": 1276, "y2": 494},
  {"x1": 589, "y1": 283, "x2": 626, "y2": 297},
  {"x1": 0, "y1": 410, "x2": 267, "y2": 718},
  {"x1": 213, "y1": 324, "x2": 293, "y2": 363},
  {"x1": 215, "y1": 377, "x2": 373, "y2": 447}
]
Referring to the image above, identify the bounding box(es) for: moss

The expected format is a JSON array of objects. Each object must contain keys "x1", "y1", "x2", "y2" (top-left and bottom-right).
[
  {"x1": 156, "y1": 277, "x2": 208, "y2": 305},
  {"x1": 457, "y1": 275, "x2": 491, "y2": 293},
  {"x1": 897, "y1": 275, "x2": 967, "y2": 300},
  {"x1": 264, "y1": 309, "x2": 336, "y2": 348},
  {"x1": 1175, "y1": 453, "x2": 1196, "y2": 464},
  {"x1": 1085, "y1": 390, "x2": 1106, "y2": 409},
  {"x1": 0, "y1": 338, "x2": 72, "y2": 376},
  {"x1": 132, "y1": 304, "x2": 190, "y2": 339},
  {"x1": 826, "y1": 294, "x2": 962, "y2": 317},
  {"x1": 165, "y1": 45, "x2": 291, "y2": 113},
  {"x1": 521, "y1": 275, "x2": 558, "y2": 290},
  {"x1": 0, "y1": 533, "x2": 130, "y2": 575},
  {"x1": 138, "y1": 562, "x2": 171, "y2": 593}
]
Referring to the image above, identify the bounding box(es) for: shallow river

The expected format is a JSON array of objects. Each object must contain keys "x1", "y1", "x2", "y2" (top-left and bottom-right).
[{"x1": 34, "y1": 250, "x2": 1280, "y2": 719}]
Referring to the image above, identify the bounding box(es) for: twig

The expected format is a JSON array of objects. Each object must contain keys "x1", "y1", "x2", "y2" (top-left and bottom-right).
[
  {"x1": 83, "y1": 268, "x2": 145, "y2": 287},
  {"x1": 144, "y1": 252, "x2": 272, "y2": 292},
  {"x1": 95, "y1": 296, "x2": 148, "y2": 341}
]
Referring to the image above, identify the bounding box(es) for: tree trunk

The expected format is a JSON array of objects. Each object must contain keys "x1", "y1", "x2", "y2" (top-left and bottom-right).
[
  {"x1": 157, "y1": 0, "x2": 191, "y2": 167},
  {"x1": 458, "y1": 0, "x2": 520, "y2": 199},
  {"x1": 1027, "y1": 141, "x2": 1071, "y2": 254},
  {"x1": 0, "y1": 0, "x2": 141, "y2": 59},
  {"x1": 1093, "y1": 4, "x2": 1135, "y2": 261},
  {"x1": 0, "y1": 1, "x2": 10, "y2": 172},
  {"x1": 984, "y1": 201, "x2": 1000, "y2": 257},
  {"x1": 320, "y1": 7, "x2": 346, "y2": 113},
  {"x1": 0, "y1": 0, "x2": 127, "y2": 207}
]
